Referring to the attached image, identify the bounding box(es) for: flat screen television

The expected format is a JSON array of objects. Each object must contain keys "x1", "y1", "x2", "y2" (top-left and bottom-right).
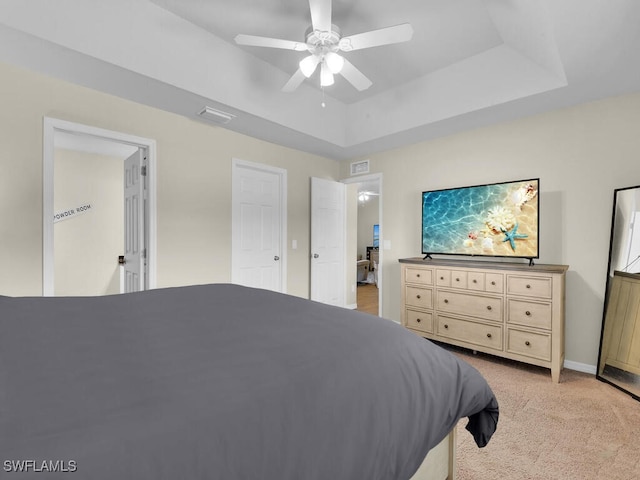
[
  {"x1": 373, "y1": 224, "x2": 379, "y2": 248},
  {"x1": 422, "y1": 178, "x2": 539, "y2": 259}
]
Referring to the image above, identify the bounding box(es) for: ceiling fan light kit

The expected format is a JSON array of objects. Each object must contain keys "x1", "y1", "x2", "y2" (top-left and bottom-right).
[
  {"x1": 325, "y1": 51, "x2": 344, "y2": 74},
  {"x1": 300, "y1": 55, "x2": 320, "y2": 77},
  {"x1": 234, "y1": 0, "x2": 413, "y2": 93},
  {"x1": 320, "y1": 63, "x2": 334, "y2": 87}
]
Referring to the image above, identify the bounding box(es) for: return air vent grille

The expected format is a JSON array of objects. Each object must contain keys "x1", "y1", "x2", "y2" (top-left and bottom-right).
[{"x1": 350, "y1": 160, "x2": 370, "y2": 176}]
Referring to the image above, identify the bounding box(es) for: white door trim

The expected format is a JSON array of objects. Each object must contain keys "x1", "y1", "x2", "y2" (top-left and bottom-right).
[
  {"x1": 231, "y1": 158, "x2": 287, "y2": 293},
  {"x1": 342, "y1": 173, "x2": 383, "y2": 317},
  {"x1": 43, "y1": 117, "x2": 157, "y2": 296}
]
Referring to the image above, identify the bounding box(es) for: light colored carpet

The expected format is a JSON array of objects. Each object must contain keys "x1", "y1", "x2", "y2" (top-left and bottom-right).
[{"x1": 452, "y1": 348, "x2": 640, "y2": 480}]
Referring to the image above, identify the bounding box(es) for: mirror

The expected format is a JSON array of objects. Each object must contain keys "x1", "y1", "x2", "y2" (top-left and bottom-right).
[{"x1": 597, "y1": 185, "x2": 640, "y2": 401}]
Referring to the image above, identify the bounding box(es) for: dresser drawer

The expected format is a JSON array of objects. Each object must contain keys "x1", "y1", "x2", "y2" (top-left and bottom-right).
[
  {"x1": 467, "y1": 271, "x2": 485, "y2": 291},
  {"x1": 405, "y1": 267, "x2": 433, "y2": 285},
  {"x1": 436, "y1": 269, "x2": 468, "y2": 289},
  {"x1": 507, "y1": 328, "x2": 551, "y2": 361},
  {"x1": 467, "y1": 272, "x2": 504, "y2": 293},
  {"x1": 437, "y1": 315, "x2": 503, "y2": 351},
  {"x1": 507, "y1": 299, "x2": 552, "y2": 330},
  {"x1": 485, "y1": 273, "x2": 504, "y2": 293},
  {"x1": 451, "y1": 271, "x2": 467, "y2": 289},
  {"x1": 406, "y1": 286, "x2": 433, "y2": 309},
  {"x1": 436, "y1": 269, "x2": 451, "y2": 287},
  {"x1": 436, "y1": 290, "x2": 502, "y2": 322},
  {"x1": 406, "y1": 308, "x2": 433, "y2": 334},
  {"x1": 507, "y1": 275, "x2": 552, "y2": 298}
]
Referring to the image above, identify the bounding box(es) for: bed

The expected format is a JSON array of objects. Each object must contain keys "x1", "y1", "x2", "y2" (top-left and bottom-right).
[{"x1": 0, "y1": 283, "x2": 498, "y2": 479}]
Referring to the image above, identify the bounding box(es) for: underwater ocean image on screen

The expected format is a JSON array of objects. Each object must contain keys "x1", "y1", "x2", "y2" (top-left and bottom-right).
[{"x1": 421, "y1": 179, "x2": 539, "y2": 258}]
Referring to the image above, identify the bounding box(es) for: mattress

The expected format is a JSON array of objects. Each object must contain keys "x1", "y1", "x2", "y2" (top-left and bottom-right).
[{"x1": 0, "y1": 284, "x2": 498, "y2": 479}]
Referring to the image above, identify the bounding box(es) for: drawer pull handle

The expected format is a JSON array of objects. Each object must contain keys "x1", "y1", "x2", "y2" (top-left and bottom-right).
[
  {"x1": 473, "y1": 279, "x2": 477, "y2": 283},
  {"x1": 416, "y1": 294, "x2": 421, "y2": 299},
  {"x1": 455, "y1": 278, "x2": 460, "y2": 282},
  {"x1": 491, "y1": 281, "x2": 496, "y2": 285},
  {"x1": 444, "y1": 299, "x2": 449, "y2": 304},
  {"x1": 525, "y1": 341, "x2": 531, "y2": 346},
  {"x1": 486, "y1": 333, "x2": 492, "y2": 338},
  {"x1": 444, "y1": 324, "x2": 449, "y2": 329},
  {"x1": 416, "y1": 274, "x2": 420, "y2": 278},
  {"x1": 526, "y1": 284, "x2": 531, "y2": 289},
  {"x1": 486, "y1": 305, "x2": 492, "y2": 311},
  {"x1": 525, "y1": 311, "x2": 531, "y2": 316},
  {"x1": 416, "y1": 318, "x2": 421, "y2": 323},
  {"x1": 440, "y1": 276, "x2": 444, "y2": 280}
]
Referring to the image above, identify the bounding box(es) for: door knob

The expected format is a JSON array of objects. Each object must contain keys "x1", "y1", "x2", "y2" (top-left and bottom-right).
[
  {"x1": 274, "y1": 256, "x2": 280, "y2": 261},
  {"x1": 313, "y1": 253, "x2": 319, "y2": 258}
]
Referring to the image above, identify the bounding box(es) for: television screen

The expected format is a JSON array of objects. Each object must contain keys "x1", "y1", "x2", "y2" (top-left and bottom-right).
[
  {"x1": 373, "y1": 224, "x2": 379, "y2": 248},
  {"x1": 422, "y1": 178, "x2": 539, "y2": 259}
]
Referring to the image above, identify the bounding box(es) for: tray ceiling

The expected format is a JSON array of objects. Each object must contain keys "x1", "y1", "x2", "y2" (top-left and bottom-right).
[{"x1": 1, "y1": 0, "x2": 639, "y2": 160}]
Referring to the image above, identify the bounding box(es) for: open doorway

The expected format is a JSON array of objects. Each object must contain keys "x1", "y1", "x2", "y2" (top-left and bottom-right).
[
  {"x1": 343, "y1": 173, "x2": 382, "y2": 317},
  {"x1": 43, "y1": 118, "x2": 157, "y2": 296}
]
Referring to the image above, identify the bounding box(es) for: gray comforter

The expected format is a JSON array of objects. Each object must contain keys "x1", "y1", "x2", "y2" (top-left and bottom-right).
[{"x1": 0, "y1": 284, "x2": 498, "y2": 479}]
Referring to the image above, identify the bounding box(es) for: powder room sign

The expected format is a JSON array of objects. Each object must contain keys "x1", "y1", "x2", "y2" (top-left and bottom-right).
[{"x1": 53, "y1": 203, "x2": 93, "y2": 223}]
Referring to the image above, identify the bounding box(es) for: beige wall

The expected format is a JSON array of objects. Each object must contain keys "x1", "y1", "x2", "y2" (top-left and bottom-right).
[
  {"x1": 4, "y1": 59, "x2": 640, "y2": 368},
  {"x1": 341, "y1": 92, "x2": 640, "y2": 367},
  {"x1": 0, "y1": 61, "x2": 339, "y2": 298},
  {"x1": 54, "y1": 149, "x2": 123, "y2": 296}
]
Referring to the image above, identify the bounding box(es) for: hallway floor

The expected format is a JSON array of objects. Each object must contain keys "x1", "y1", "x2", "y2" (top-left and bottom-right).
[{"x1": 356, "y1": 283, "x2": 379, "y2": 316}]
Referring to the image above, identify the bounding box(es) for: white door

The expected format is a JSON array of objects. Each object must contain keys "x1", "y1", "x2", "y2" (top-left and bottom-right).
[
  {"x1": 232, "y1": 160, "x2": 286, "y2": 292},
  {"x1": 310, "y1": 177, "x2": 346, "y2": 306},
  {"x1": 123, "y1": 149, "x2": 145, "y2": 293}
]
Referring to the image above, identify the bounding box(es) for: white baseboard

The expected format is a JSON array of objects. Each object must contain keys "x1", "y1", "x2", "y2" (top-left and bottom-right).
[
  {"x1": 345, "y1": 303, "x2": 357, "y2": 310},
  {"x1": 564, "y1": 360, "x2": 597, "y2": 375}
]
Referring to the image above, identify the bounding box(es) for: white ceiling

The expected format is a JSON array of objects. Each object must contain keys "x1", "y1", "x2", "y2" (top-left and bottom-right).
[{"x1": 1, "y1": 0, "x2": 639, "y2": 161}]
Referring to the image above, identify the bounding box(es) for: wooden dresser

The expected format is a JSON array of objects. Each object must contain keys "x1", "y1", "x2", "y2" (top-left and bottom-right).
[{"x1": 399, "y1": 258, "x2": 568, "y2": 382}]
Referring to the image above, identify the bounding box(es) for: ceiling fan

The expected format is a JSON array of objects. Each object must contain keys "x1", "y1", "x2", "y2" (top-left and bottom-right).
[{"x1": 234, "y1": 0, "x2": 413, "y2": 92}]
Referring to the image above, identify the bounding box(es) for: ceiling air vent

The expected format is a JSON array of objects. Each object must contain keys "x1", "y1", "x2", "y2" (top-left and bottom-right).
[
  {"x1": 198, "y1": 106, "x2": 235, "y2": 125},
  {"x1": 350, "y1": 159, "x2": 370, "y2": 176}
]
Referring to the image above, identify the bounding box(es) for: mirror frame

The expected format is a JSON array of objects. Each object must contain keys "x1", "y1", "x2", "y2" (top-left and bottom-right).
[{"x1": 595, "y1": 184, "x2": 640, "y2": 401}]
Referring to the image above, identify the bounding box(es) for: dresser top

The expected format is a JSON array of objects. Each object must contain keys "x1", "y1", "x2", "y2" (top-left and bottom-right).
[
  {"x1": 613, "y1": 270, "x2": 640, "y2": 280},
  {"x1": 399, "y1": 257, "x2": 569, "y2": 274}
]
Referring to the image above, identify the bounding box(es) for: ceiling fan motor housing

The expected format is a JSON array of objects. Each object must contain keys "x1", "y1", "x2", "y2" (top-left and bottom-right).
[{"x1": 305, "y1": 24, "x2": 343, "y2": 53}]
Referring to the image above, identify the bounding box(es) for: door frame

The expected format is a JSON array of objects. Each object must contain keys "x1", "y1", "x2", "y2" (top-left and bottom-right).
[
  {"x1": 231, "y1": 158, "x2": 287, "y2": 293},
  {"x1": 42, "y1": 117, "x2": 157, "y2": 296},
  {"x1": 342, "y1": 173, "x2": 383, "y2": 317}
]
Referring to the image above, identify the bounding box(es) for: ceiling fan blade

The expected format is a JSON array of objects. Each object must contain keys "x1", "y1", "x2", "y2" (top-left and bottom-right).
[
  {"x1": 339, "y1": 23, "x2": 413, "y2": 52},
  {"x1": 308, "y1": 0, "x2": 332, "y2": 33},
  {"x1": 235, "y1": 34, "x2": 308, "y2": 51},
  {"x1": 339, "y1": 58, "x2": 372, "y2": 91},
  {"x1": 282, "y1": 69, "x2": 307, "y2": 92}
]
